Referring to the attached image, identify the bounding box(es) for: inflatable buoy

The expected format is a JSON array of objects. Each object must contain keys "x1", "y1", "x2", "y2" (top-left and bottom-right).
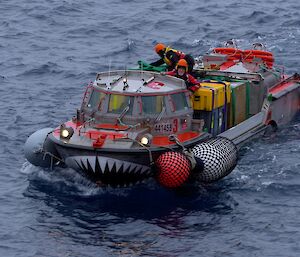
[
  {"x1": 155, "y1": 151, "x2": 191, "y2": 188},
  {"x1": 191, "y1": 137, "x2": 238, "y2": 182},
  {"x1": 24, "y1": 128, "x2": 60, "y2": 168},
  {"x1": 213, "y1": 48, "x2": 243, "y2": 61},
  {"x1": 243, "y1": 50, "x2": 273, "y2": 57},
  {"x1": 243, "y1": 50, "x2": 274, "y2": 68}
]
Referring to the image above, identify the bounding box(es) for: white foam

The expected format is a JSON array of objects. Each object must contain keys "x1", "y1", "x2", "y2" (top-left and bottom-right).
[
  {"x1": 262, "y1": 181, "x2": 273, "y2": 186},
  {"x1": 20, "y1": 161, "x2": 39, "y2": 174}
]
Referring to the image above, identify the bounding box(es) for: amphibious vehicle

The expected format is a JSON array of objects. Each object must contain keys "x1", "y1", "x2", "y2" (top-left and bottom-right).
[{"x1": 25, "y1": 43, "x2": 300, "y2": 188}]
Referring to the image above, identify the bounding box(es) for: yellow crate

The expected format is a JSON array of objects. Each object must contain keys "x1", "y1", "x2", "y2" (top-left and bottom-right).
[{"x1": 192, "y1": 81, "x2": 231, "y2": 111}]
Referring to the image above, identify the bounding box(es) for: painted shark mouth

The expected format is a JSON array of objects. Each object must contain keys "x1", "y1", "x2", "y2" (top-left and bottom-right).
[{"x1": 65, "y1": 156, "x2": 153, "y2": 187}]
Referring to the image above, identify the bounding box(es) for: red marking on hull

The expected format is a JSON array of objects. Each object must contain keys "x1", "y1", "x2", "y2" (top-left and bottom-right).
[
  {"x1": 94, "y1": 123, "x2": 129, "y2": 130},
  {"x1": 152, "y1": 131, "x2": 201, "y2": 146},
  {"x1": 220, "y1": 61, "x2": 236, "y2": 70},
  {"x1": 93, "y1": 134, "x2": 107, "y2": 148},
  {"x1": 265, "y1": 110, "x2": 273, "y2": 125},
  {"x1": 269, "y1": 81, "x2": 296, "y2": 95},
  {"x1": 85, "y1": 130, "x2": 128, "y2": 140}
]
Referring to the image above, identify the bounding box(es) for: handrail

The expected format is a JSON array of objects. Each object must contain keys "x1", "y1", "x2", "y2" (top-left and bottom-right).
[{"x1": 194, "y1": 70, "x2": 263, "y2": 82}]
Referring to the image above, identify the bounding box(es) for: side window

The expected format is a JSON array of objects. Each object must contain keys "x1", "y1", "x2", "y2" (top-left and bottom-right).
[
  {"x1": 141, "y1": 96, "x2": 164, "y2": 114},
  {"x1": 170, "y1": 93, "x2": 189, "y2": 111},
  {"x1": 108, "y1": 95, "x2": 134, "y2": 114}
]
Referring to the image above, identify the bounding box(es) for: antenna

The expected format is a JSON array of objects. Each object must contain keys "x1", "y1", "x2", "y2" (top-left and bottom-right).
[
  {"x1": 124, "y1": 63, "x2": 128, "y2": 79},
  {"x1": 141, "y1": 60, "x2": 144, "y2": 82},
  {"x1": 108, "y1": 58, "x2": 112, "y2": 82}
]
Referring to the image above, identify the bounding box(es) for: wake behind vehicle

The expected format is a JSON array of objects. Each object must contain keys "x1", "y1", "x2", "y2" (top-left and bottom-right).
[{"x1": 25, "y1": 43, "x2": 300, "y2": 188}]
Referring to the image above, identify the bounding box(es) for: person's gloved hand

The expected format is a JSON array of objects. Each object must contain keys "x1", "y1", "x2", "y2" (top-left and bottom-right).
[{"x1": 188, "y1": 84, "x2": 200, "y2": 92}]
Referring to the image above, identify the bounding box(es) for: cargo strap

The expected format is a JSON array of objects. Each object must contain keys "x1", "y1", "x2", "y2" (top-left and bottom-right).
[
  {"x1": 246, "y1": 81, "x2": 250, "y2": 119},
  {"x1": 201, "y1": 80, "x2": 228, "y2": 132},
  {"x1": 231, "y1": 88, "x2": 236, "y2": 126}
]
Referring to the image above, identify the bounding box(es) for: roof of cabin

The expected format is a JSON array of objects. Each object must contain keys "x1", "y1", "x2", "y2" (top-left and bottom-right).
[{"x1": 93, "y1": 70, "x2": 186, "y2": 94}]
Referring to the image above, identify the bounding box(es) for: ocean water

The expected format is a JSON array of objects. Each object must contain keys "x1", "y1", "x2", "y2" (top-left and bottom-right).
[{"x1": 0, "y1": 0, "x2": 300, "y2": 256}]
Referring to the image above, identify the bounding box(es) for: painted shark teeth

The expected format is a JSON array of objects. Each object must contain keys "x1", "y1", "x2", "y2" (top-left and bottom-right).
[{"x1": 66, "y1": 156, "x2": 153, "y2": 187}]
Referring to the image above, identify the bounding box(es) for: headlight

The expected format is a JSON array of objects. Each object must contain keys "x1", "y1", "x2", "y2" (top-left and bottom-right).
[
  {"x1": 140, "y1": 137, "x2": 149, "y2": 145},
  {"x1": 140, "y1": 134, "x2": 153, "y2": 146},
  {"x1": 61, "y1": 129, "x2": 70, "y2": 138},
  {"x1": 60, "y1": 125, "x2": 74, "y2": 140}
]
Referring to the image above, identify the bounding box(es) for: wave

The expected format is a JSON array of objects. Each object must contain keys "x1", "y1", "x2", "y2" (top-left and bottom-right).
[
  {"x1": 247, "y1": 10, "x2": 267, "y2": 19},
  {"x1": 282, "y1": 19, "x2": 300, "y2": 27},
  {"x1": 52, "y1": 4, "x2": 83, "y2": 15},
  {"x1": 19, "y1": 62, "x2": 63, "y2": 76}
]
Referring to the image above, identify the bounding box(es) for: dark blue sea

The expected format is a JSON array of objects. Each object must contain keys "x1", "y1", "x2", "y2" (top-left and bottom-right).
[{"x1": 1, "y1": 0, "x2": 300, "y2": 256}]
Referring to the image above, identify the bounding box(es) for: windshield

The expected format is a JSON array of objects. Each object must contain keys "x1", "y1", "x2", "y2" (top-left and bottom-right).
[
  {"x1": 87, "y1": 90, "x2": 106, "y2": 110},
  {"x1": 141, "y1": 96, "x2": 164, "y2": 114},
  {"x1": 170, "y1": 93, "x2": 189, "y2": 111},
  {"x1": 108, "y1": 94, "x2": 134, "y2": 114}
]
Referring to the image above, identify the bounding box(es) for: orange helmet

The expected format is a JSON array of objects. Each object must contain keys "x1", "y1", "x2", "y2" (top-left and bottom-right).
[
  {"x1": 176, "y1": 59, "x2": 188, "y2": 71},
  {"x1": 155, "y1": 43, "x2": 166, "y2": 54}
]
